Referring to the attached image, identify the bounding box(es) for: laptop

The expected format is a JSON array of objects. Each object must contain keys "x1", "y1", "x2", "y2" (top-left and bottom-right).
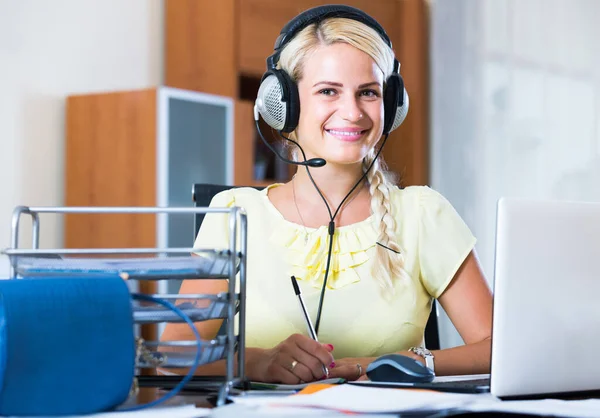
[{"x1": 353, "y1": 198, "x2": 600, "y2": 399}]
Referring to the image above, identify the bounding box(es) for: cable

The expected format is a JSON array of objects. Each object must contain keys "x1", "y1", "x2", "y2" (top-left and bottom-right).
[
  {"x1": 276, "y1": 131, "x2": 391, "y2": 334},
  {"x1": 120, "y1": 294, "x2": 202, "y2": 411},
  {"x1": 255, "y1": 120, "x2": 325, "y2": 167}
]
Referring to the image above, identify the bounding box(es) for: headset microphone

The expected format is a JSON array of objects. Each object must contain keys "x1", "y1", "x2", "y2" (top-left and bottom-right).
[
  {"x1": 302, "y1": 158, "x2": 326, "y2": 167},
  {"x1": 254, "y1": 106, "x2": 326, "y2": 168}
]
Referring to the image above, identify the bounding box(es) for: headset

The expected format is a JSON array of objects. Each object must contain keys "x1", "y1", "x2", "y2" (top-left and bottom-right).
[
  {"x1": 255, "y1": 4, "x2": 409, "y2": 141},
  {"x1": 253, "y1": 4, "x2": 410, "y2": 334}
]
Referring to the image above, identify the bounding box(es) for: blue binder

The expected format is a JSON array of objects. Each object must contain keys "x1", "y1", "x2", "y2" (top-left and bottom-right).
[{"x1": 0, "y1": 276, "x2": 135, "y2": 416}]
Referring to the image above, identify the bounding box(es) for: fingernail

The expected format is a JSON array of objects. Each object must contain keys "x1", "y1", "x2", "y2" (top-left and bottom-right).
[
  {"x1": 329, "y1": 362, "x2": 336, "y2": 368},
  {"x1": 325, "y1": 344, "x2": 334, "y2": 351}
]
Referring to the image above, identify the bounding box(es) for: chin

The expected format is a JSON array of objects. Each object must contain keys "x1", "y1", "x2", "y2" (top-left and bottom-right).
[
  {"x1": 321, "y1": 152, "x2": 369, "y2": 166},
  {"x1": 321, "y1": 138, "x2": 379, "y2": 163}
]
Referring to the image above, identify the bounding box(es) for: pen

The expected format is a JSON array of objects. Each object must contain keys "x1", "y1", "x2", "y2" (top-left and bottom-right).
[{"x1": 290, "y1": 276, "x2": 329, "y2": 377}]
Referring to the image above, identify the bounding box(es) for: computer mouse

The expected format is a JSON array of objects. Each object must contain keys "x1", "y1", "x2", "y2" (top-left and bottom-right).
[{"x1": 366, "y1": 353, "x2": 435, "y2": 383}]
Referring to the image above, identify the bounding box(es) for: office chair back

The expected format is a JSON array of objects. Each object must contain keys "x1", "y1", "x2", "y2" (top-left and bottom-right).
[
  {"x1": 192, "y1": 183, "x2": 440, "y2": 350},
  {"x1": 192, "y1": 184, "x2": 264, "y2": 240}
]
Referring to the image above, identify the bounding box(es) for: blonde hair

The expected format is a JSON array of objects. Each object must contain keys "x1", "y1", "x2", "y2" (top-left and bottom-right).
[{"x1": 278, "y1": 18, "x2": 409, "y2": 292}]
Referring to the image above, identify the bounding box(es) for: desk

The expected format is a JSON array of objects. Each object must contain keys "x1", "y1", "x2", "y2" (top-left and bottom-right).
[
  {"x1": 120, "y1": 387, "x2": 214, "y2": 409},
  {"x1": 122, "y1": 386, "x2": 600, "y2": 417}
]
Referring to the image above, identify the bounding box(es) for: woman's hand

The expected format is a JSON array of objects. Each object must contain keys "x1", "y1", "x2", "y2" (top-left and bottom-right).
[
  {"x1": 327, "y1": 352, "x2": 423, "y2": 381},
  {"x1": 247, "y1": 334, "x2": 335, "y2": 384},
  {"x1": 327, "y1": 356, "x2": 375, "y2": 381}
]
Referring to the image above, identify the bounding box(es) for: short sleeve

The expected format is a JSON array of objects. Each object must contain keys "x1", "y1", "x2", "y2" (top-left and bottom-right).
[
  {"x1": 193, "y1": 190, "x2": 235, "y2": 252},
  {"x1": 418, "y1": 187, "x2": 476, "y2": 298}
]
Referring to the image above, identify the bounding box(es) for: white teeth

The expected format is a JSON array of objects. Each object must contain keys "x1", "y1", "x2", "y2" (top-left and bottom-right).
[{"x1": 327, "y1": 130, "x2": 363, "y2": 136}]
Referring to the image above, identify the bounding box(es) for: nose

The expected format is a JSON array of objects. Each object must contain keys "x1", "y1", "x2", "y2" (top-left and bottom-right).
[{"x1": 340, "y1": 95, "x2": 364, "y2": 122}]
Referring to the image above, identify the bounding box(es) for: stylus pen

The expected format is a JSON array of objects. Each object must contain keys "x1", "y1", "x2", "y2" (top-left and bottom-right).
[{"x1": 290, "y1": 276, "x2": 329, "y2": 377}]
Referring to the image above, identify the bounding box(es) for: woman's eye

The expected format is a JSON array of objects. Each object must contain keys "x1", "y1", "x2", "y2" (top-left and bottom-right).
[
  {"x1": 318, "y1": 88, "x2": 337, "y2": 96},
  {"x1": 360, "y1": 89, "x2": 380, "y2": 97}
]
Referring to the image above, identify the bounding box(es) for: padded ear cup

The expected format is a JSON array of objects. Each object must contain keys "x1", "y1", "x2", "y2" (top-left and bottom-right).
[
  {"x1": 391, "y1": 87, "x2": 409, "y2": 132},
  {"x1": 382, "y1": 73, "x2": 409, "y2": 134},
  {"x1": 255, "y1": 69, "x2": 300, "y2": 133}
]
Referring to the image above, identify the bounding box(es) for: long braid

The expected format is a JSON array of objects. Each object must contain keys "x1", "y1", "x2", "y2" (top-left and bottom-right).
[{"x1": 363, "y1": 151, "x2": 409, "y2": 292}]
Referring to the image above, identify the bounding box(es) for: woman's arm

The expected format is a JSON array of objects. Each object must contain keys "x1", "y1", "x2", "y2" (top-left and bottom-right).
[
  {"x1": 160, "y1": 278, "x2": 228, "y2": 346},
  {"x1": 158, "y1": 278, "x2": 230, "y2": 376},
  {"x1": 330, "y1": 250, "x2": 492, "y2": 379},
  {"x1": 424, "y1": 249, "x2": 492, "y2": 375},
  {"x1": 159, "y1": 278, "x2": 274, "y2": 378},
  {"x1": 160, "y1": 278, "x2": 334, "y2": 383}
]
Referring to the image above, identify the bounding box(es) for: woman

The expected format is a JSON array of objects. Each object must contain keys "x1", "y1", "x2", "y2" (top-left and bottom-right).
[{"x1": 162, "y1": 5, "x2": 492, "y2": 384}]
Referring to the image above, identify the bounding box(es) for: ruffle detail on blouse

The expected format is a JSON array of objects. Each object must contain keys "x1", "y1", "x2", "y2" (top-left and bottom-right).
[{"x1": 270, "y1": 220, "x2": 377, "y2": 290}]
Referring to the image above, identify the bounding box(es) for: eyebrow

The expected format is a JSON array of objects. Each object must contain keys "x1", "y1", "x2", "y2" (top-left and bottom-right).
[{"x1": 312, "y1": 81, "x2": 381, "y2": 88}]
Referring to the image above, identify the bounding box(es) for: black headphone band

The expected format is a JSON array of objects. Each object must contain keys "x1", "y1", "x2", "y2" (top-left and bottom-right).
[
  {"x1": 275, "y1": 5, "x2": 392, "y2": 49},
  {"x1": 268, "y1": 4, "x2": 394, "y2": 71}
]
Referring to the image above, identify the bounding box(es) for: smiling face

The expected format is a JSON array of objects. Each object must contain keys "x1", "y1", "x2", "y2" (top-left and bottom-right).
[{"x1": 294, "y1": 42, "x2": 385, "y2": 166}]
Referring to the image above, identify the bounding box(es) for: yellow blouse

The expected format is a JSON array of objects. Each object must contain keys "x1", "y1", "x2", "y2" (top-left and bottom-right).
[{"x1": 193, "y1": 184, "x2": 476, "y2": 359}]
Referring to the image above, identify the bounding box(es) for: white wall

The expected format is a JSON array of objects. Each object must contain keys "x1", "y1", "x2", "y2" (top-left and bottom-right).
[
  {"x1": 0, "y1": 0, "x2": 163, "y2": 275},
  {"x1": 431, "y1": 0, "x2": 600, "y2": 348}
]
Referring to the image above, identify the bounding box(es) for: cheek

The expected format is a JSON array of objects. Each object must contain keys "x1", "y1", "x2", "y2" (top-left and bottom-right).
[
  {"x1": 298, "y1": 99, "x2": 333, "y2": 131},
  {"x1": 368, "y1": 102, "x2": 385, "y2": 124}
]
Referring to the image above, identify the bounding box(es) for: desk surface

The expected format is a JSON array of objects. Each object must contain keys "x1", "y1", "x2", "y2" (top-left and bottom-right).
[
  {"x1": 122, "y1": 386, "x2": 600, "y2": 418},
  {"x1": 121, "y1": 387, "x2": 214, "y2": 409}
]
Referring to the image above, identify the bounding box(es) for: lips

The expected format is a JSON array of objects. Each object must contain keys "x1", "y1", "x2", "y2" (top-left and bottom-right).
[{"x1": 325, "y1": 128, "x2": 367, "y2": 142}]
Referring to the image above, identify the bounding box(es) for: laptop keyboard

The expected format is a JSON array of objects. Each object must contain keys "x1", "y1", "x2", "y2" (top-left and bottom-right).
[
  {"x1": 428, "y1": 377, "x2": 491, "y2": 392},
  {"x1": 350, "y1": 377, "x2": 491, "y2": 394}
]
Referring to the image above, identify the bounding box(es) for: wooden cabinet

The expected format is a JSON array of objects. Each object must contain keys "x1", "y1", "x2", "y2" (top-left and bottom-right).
[
  {"x1": 65, "y1": 87, "x2": 249, "y2": 252},
  {"x1": 165, "y1": 0, "x2": 430, "y2": 186},
  {"x1": 236, "y1": 0, "x2": 402, "y2": 77},
  {"x1": 164, "y1": 0, "x2": 237, "y2": 97},
  {"x1": 65, "y1": 88, "x2": 158, "y2": 251}
]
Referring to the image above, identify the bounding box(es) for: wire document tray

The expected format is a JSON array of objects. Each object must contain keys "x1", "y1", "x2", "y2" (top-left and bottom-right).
[
  {"x1": 132, "y1": 293, "x2": 231, "y2": 324},
  {"x1": 137, "y1": 337, "x2": 231, "y2": 368},
  {"x1": 2, "y1": 205, "x2": 248, "y2": 406},
  {"x1": 11, "y1": 253, "x2": 237, "y2": 279}
]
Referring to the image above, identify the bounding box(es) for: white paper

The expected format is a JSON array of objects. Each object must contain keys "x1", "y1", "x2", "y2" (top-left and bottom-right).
[
  {"x1": 247, "y1": 377, "x2": 345, "y2": 391},
  {"x1": 232, "y1": 384, "x2": 479, "y2": 413},
  {"x1": 213, "y1": 403, "x2": 390, "y2": 417},
  {"x1": 231, "y1": 383, "x2": 600, "y2": 416},
  {"x1": 464, "y1": 398, "x2": 600, "y2": 418},
  {"x1": 93, "y1": 404, "x2": 210, "y2": 418}
]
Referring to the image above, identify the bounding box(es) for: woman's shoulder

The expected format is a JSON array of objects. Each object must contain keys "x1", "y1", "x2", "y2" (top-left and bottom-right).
[
  {"x1": 209, "y1": 185, "x2": 279, "y2": 216},
  {"x1": 389, "y1": 185, "x2": 449, "y2": 209},
  {"x1": 388, "y1": 185, "x2": 465, "y2": 229},
  {"x1": 228, "y1": 186, "x2": 267, "y2": 199},
  {"x1": 210, "y1": 185, "x2": 268, "y2": 204}
]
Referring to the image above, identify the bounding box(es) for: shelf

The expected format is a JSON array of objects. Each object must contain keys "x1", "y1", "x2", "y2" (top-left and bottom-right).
[
  {"x1": 137, "y1": 336, "x2": 231, "y2": 369},
  {"x1": 4, "y1": 204, "x2": 248, "y2": 406},
  {"x1": 8, "y1": 253, "x2": 239, "y2": 280},
  {"x1": 132, "y1": 292, "x2": 231, "y2": 324}
]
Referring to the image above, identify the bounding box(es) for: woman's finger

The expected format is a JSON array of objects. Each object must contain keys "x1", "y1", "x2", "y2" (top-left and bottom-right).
[
  {"x1": 269, "y1": 352, "x2": 314, "y2": 384},
  {"x1": 289, "y1": 343, "x2": 331, "y2": 379},
  {"x1": 287, "y1": 358, "x2": 315, "y2": 383},
  {"x1": 327, "y1": 362, "x2": 363, "y2": 381},
  {"x1": 289, "y1": 334, "x2": 334, "y2": 377},
  {"x1": 267, "y1": 353, "x2": 302, "y2": 384}
]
